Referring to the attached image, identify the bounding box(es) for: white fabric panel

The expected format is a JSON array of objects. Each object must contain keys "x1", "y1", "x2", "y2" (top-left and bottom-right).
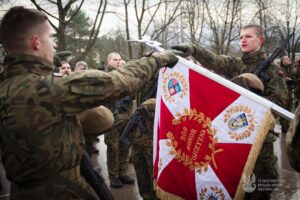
[
  {"x1": 212, "y1": 96, "x2": 269, "y2": 144},
  {"x1": 157, "y1": 139, "x2": 176, "y2": 180},
  {"x1": 195, "y1": 165, "x2": 232, "y2": 200},
  {"x1": 160, "y1": 64, "x2": 190, "y2": 119}
]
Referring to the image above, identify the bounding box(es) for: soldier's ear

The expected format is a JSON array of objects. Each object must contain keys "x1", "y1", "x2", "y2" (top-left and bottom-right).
[
  {"x1": 31, "y1": 34, "x2": 40, "y2": 50},
  {"x1": 259, "y1": 36, "x2": 264, "y2": 46}
]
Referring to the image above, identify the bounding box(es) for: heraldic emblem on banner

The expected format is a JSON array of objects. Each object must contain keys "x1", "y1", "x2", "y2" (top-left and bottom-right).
[{"x1": 153, "y1": 58, "x2": 273, "y2": 200}]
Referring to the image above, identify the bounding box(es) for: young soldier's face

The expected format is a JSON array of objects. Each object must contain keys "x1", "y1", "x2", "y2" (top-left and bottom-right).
[
  {"x1": 240, "y1": 27, "x2": 264, "y2": 53},
  {"x1": 108, "y1": 55, "x2": 122, "y2": 69}
]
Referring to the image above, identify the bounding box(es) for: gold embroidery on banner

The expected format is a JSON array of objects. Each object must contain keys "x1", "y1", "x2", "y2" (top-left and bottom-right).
[
  {"x1": 223, "y1": 105, "x2": 255, "y2": 141},
  {"x1": 162, "y1": 71, "x2": 188, "y2": 103},
  {"x1": 199, "y1": 186, "x2": 225, "y2": 200},
  {"x1": 166, "y1": 108, "x2": 223, "y2": 174}
]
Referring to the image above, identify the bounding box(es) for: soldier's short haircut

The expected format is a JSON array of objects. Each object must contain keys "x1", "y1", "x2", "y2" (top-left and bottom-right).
[
  {"x1": 242, "y1": 24, "x2": 264, "y2": 37},
  {"x1": 75, "y1": 61, "x2": 88, "y2": 70},
  {"x1": 0, "y1": 6, "x2": 48, "y2": 50},
  {"x1": 60, "y1": 61, "x2": 70, "y2": 67},
  {"x1": 106, "y1": 52, "x2": 121, "y2": 62}
]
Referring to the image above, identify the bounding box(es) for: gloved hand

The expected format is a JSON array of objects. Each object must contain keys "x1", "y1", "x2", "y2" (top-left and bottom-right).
[
  {"x1": 151, "y1": 50, "x2": 178, "y2": 68},
  {"x1": 232, "y1": 73, "x2": 264, "y2": 94},
  {"x1": 171, "y1": 43, "x2": 196, "y2": 58}
]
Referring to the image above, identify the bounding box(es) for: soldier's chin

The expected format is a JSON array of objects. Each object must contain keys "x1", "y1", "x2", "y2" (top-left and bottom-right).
[{"x1": 241, "y1": 48, "x2": 248, "y2": 53}]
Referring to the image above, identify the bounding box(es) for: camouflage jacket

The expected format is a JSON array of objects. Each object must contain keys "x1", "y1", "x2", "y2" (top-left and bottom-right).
[
  {"x1": 286, "y1": 104, "x2": 300, "y2": 172},
  {"x1": 0, "y1": 53, "x2": 161, "y2": 185},
  {"x1": 286, "y1": 66, "x2": 300, "y2": 172},
  {"x1": 192, "y1": 46, "x2": 288, "y2": 107},
  {"x1": 104, "y1": 67, "x2": 134, "y2": 121}
]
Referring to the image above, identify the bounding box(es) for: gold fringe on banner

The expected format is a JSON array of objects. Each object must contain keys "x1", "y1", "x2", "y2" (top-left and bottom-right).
[
  {"x1": 154, "y1": 179, "x2": 184, "y2": 200},
  {"x1": 234, "y1": 110, "x2": 275, "y2": 200}
]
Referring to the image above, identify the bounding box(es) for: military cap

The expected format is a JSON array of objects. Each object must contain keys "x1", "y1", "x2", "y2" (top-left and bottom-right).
[
  {"x1": 53, "y1": 51, "x2": 72, "y2": 68},
  {"x1": 78, "y1": 106, "x2": 114, "y2": 135},
  {"x1": 142, "y1": 98, "x2": 156, "y2": 112}
]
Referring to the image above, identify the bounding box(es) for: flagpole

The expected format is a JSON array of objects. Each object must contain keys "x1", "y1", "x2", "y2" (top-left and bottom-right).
[
  {"x1": 139, "y1": 38, "x2": 294, "y2": 121},
  {"x1": 178, "y1": 57, "x2": 294, "y2": 121}
]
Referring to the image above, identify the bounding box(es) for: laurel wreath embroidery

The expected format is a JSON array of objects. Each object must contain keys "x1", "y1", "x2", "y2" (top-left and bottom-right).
[
  {"x1": 223, "y1": 105, "x2": 255, "y2": 141},
  {"x1": 162, "y1": 71, "x2": 188, "y2": 103},
  {"x1": 199, "y1": 186, "x2": 225, "y2": 200},
  {"x1": 166, "y1": 108, "x2": 223, "y2": 174}
]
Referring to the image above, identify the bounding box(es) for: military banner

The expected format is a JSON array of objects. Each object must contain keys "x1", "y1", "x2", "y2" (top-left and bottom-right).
[{"x1": 153, "y1": 57, "x2": 274, "y2": 200}]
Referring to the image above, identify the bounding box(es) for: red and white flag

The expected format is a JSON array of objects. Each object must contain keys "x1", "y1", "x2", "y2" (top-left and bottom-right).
[{"x1": 153, "y1": 58, "x2": 274, "y2": 200}]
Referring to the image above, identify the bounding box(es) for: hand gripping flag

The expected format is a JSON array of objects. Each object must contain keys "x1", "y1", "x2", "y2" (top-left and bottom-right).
[{"x1": 153, "y1": 57, "x2": 277, "y2": 200}]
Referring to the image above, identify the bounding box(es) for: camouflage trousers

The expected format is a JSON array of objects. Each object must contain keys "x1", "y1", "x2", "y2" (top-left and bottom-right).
[
  {"x1": 244, "y1": 132, "x2": 278, "y2": 200},
  {"x1": 104, "y1": 127, "x2": 130, "y2": 181},
  {"x1": 131, "y1": 131, "x2": 158, "y2": 200}
]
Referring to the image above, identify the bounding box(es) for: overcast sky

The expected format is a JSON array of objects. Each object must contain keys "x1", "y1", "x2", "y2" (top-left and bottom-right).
[{"x1": 0, "y1": 0, "x2": 141, "y2": 38}]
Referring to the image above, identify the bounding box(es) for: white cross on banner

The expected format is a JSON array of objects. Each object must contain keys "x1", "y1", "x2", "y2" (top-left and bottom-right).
[{"x1": 153, "y1": 57, "x2": 275, "y2": 200}]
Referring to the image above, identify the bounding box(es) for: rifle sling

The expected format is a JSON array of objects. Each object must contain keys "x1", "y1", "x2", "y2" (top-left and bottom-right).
[{"x1": 0, "y1": 121, "x2": 97, "y2": 200}]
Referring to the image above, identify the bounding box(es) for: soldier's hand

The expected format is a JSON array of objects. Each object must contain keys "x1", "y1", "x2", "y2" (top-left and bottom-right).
[
  {"x1": 152, "y1": 50, "x2": 178, "y2": 68},
  {"x1": 171, "y1": 43, "x2": 196, "y2": 58},
  {"x1": 232, "y1": 73, "x2": 264, "y2": 94}
]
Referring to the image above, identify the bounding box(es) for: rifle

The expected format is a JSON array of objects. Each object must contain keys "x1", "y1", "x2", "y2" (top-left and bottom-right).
[
  {"x1": 120, "y1": 107, "x2": 148, "y2": 145},
  {"x1": 251, "y1": 33, "x2": 293, "y2": 82},
  {"x1": 80, "y1": 152, "x2": 115, "y2": 200},
  {"x1": 114, "y1": 96, "x2": 133, "y2": 114}
]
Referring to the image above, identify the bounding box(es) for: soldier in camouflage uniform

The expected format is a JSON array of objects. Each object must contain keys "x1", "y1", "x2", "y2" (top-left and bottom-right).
[
  {"x1": 286, "y1": 105, "x2": 300, "y2": 173},
  {"x1": 286, "y1": 62, "x2": 300, "y2": 172},
  {"x1": 0, "y1": 6, "x2": 178, "y2": 200},
  {"x1": 104, "y1": 52, "x2": 135, "y2": 188},
  {"x1": 130, "y1": 98, "x2": 158, "y2": 200},
  {"x1": 293, "y1": 62, "x2": 300, "y2": 108},
  {"x1": 280, "y1": 56, "x2": 294, "y2": 132},
  {"x1": 172, "y1": 24, "x2": 288, "y2": 200}
]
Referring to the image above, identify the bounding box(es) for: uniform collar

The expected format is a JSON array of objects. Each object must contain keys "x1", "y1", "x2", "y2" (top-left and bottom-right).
[
  {"x1": 4, "y1": 54, "x2": 54, "y2": 79},
  {"x1": 241, "y1": 48, "x2": 267, "y2": 66}
]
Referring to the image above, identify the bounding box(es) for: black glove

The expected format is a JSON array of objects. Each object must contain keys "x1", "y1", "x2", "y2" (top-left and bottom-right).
[
  {"x1": 171, "y1": 43, "x2": 196, "y2": 58},
  {"x1": 151, "y1": 50, "x2": 178, "y2": 68}
]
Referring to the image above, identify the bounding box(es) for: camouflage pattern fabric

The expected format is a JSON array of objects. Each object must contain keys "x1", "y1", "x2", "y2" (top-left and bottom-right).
[
  {"x1": 294, "y1": 65, "x2": 300, "y2": 108},
  {"x1": 130, "y1": 103, "x2": 158, "y2": 200},
  {"x1": 10, "y1": 176, "x2": 98, "y2": 200},
  {"x1": 135, "y1": 71, "x2": 159, "y2": 106},
  {"x1": 0, "y1": 52, "x2": 175, "y2": 199},
  {"x1": 104, "y1": 64, "x2": 133, "y2": 182},
  {"x1": 286, "y1": 68, "x2": 300, "y2": 172},
  {"x1": 191, "y1": 46, "x2": 288, "y2": 199},
  {"x1": 104, "y1": 119, "x2": 131, "y2": 181},
  {"x1": 286, "y1": 104, "x2": 300, "y2": 172},
  {"x1": 280, "y1": 63, "x2": 294, "y2": 132}
]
